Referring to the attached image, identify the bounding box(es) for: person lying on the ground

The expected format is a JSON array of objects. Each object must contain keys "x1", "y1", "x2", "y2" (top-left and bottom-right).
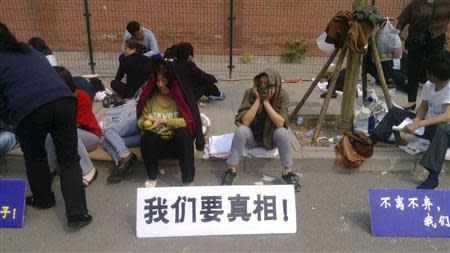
[
  {"x1": 370, "y1": 51, "x2": 450, "y2": 190},
  {"x1": 28, "y1": 37, "x2": 58, "y2": 66},
  {"x1": 137, "y1": 60, "x2": 203, "y2": 188},
  {"x1": 121, "y1": 21, "x2": 160, "y2": 60},
  {"x1": 46, "y1": 66, "x2": 101, "y2": 187},
  {"x1": 112, "y1": 39, "x2": 153, "y2": 99},
  {"x1": 0, "y1": 120, "x2": 18, "y2": 155},
  {"x1": 169, "y1": 42, "x2": 225, "y2": 101},
  {"x1": 221, "y1": 69, "x2": 301, "y2": 191},
  {"x1": 0, "y1": 22, "x2": 91, "y2": 228}
]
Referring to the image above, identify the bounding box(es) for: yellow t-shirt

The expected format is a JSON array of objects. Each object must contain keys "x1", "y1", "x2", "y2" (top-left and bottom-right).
[{"x1": 138, "y1": 96, "x2": 186, "y2": 139}]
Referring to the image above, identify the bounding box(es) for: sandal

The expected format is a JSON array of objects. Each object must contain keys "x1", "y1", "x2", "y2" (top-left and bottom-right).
[{"x1": 82, "y1": 169, "x2": 98, "y2": 187}]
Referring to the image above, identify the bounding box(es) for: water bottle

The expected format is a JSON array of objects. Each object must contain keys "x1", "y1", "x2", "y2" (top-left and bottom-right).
[
  {"x1": 368, "y1": 114, "x2": 376, "y2": 135},
  {"x1": 296, "y1": 116, "x2": 304, "y2": 126}
]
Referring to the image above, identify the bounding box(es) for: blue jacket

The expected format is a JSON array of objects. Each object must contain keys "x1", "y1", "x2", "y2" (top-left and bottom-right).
[{"x1": 0, "y1": 48, "x2": 73, "y2": 127}]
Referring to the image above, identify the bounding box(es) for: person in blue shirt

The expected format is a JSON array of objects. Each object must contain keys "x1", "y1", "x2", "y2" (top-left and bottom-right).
[
  {"x1": 0, "y1": 22, "x2": 92, "y2": 228},
  {"x1": 119, "y1": 21, "x2": 160, "y2": 62}
]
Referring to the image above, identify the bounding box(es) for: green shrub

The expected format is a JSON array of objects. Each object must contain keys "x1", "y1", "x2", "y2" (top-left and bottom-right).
[{"x1": 281, "y1": 41, "x2": 308, "y2": 63}]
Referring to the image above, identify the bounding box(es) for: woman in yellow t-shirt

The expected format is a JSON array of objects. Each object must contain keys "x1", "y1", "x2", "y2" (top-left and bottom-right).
[{"x1": 137, "y1": 61, "x2": 199, "y2": 188}]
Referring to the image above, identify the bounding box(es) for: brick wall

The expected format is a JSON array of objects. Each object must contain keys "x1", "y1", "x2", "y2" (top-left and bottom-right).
[{"x1": 1, "y1": 0, "x2": 448, "y2": 57}]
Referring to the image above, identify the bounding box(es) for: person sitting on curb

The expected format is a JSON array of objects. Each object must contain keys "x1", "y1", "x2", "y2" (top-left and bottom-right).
[
  {"x1": 137, "y1": 60, "x2": 204, "y2": 187},
  {"x1": 370, "y1": 51, "x2": 450, "y2": 190},
  {"x1": 170, "y1": 42, "x2": 225, "y2": 102},
  {"x1": 112, "y1": 39, "x2": 153, "y2": 99},
  {"x1": 46, "y1": 66, "x2": 101, "y2": 187},
  {"x1": 120, "y1": 21, "x2": 160, "y2": 62},
  {"x1": 221, "y1": 69, "x2": 301, "y2": 191}
]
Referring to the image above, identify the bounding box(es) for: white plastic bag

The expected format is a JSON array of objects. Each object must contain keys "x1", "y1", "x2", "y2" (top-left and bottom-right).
[
  {"x1": 316, "y1": 32, "x2": 335, "y2": 55},
  {"x1": 375, "y1": 19, "x2": 401, "y2": 53}
]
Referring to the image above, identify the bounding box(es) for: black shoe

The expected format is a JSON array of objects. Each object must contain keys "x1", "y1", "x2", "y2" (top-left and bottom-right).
[
  {"x1": 282, "y1": 172, "x2": 301, "y2": 192},
  {"x1": 68, "y1": 214, "x2": 92, "y2": 228},
  {"x1": 107, "y1": 153, "x2": 137, "y2": 183},
  {"x1": 417, "y1": 177, "x2": 439, "y2": 190},
  {"x1": 26, "y1": 196, "x2": 55, "y2": 209},
  {"x1": 222, "y1": 169, "x2": 236, "y2": 185},
  {"x1": 117, "y1": 153, "x2": 137, "y2": 171},
  {"x1": 320, "y1": 92, "x2": 337, "y2": 99}
]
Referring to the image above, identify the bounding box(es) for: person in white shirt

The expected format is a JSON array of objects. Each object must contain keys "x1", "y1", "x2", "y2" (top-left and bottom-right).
[
  {"x1": 370, "y1": 51, "x2": 450, "y2": 189},
  {"x1": 121, "y1": 21, "x2": 160, "y2": 60}
]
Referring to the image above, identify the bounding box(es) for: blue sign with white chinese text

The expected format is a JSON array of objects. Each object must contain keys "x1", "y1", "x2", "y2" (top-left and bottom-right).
[
  {"x1": 369, "y1": 189, "x2": 450, "y2": 237},
  {"x1": 0, "y1": 179, "x2": 26, "y2": 228}
]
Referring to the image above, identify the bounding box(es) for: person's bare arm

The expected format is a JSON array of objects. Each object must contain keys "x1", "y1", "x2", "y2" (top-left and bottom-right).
[
  {"x1": 241, "y1": 87, "x2": 261, "y2": 126},
  {"x1": 262, "y1": 88, "x2": 285, "y2": 128}
]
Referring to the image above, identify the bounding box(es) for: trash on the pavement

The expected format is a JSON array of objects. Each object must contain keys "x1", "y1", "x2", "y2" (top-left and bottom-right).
[
  {"x1": 305, "y1": 129, "x2": 314, "y2": 139},
  {"x1": 262, "y1": 175, "x2": 275, "y2": 182},
  {"x1": 254, "y1": 181, "x2": 264, "y2": 185},
  {"x1": 296, "y1": 116, "x2": 304, "y2": 126},
  {"x1": 381, "y1": 171, "x2": 388, "y2": 175}
]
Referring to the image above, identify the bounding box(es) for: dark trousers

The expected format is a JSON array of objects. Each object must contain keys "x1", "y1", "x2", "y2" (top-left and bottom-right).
[
  {"x1": 111, "y1": 80, "x2": 134, "y2": 99},
  {"x1": 194, "y1": 82, "x2": 221, "y2": 101},
  {"x1": 15, "y1": 97, "x2": 88, "y2": 217},
  {"x1": 406, "y1": 33, "x2": 446, "y2": 102},
  {"x1": 374, "y1": 107, "x2": 450, "y2": 175},
  {"x1": 140, "y1": 127, "x2": 195, "y2": 183}
]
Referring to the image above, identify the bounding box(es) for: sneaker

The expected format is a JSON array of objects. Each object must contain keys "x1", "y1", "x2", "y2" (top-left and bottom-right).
[
  {"x1": 417, "y1": 177, "x2": 439, "y2": 190},
  {"x1": 68, "y1": 214, "x2": 92, "y2": 228},
  {"x1": 145, "y1": 178, "x2": 158, "y2": 188},
  {"x1": 222, "y1": 169, "x2": 236, "y2": 185},
  {"x1": 282, "y1": 172, "x2": 301, "y2": 192},
  {"x1": 208, "y1": 92, "x2": 226, "y2": 101},
  {"x1": 26, "y1": 196, "x2": 55, "y2": 209}
]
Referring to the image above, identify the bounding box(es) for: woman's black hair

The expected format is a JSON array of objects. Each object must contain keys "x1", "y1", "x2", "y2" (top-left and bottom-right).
[
  {"x1": 163, "y1": 44, "x2": 177, "y2": 59},
  {"x1": 153, "y1": 60, "x2": 175, "y2": 89},
  {"x1": 28, "y1": 37, "x2": 53, "y2": 55},
  {"x1": 425, "y1": 51, "x2": 450, "y2": 81},
  {"x1": 53, "y1": 66, "x2": 77, "y2": 93},
  {"x1": 175, "y1": 42, "x2": 194, "y2": 61},
  {"x1": 0, "y1": 22, "x2": 30, "y2": 54}
]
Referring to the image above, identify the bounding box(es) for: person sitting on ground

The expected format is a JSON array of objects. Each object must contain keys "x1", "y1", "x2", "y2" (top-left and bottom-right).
[
  {"x1": 0, "y1": 22, "x2": 91, "y2": 227},
  {"x1": 170, "y1": 42, "x2": 225, "y2": 102},
  {"x1": 111, "y1": 39, "x2": 153, "y2": 99},
  {"x1": 45, "y1": 66, "x2": 101, "y2": 187},
  {"x1": 221, "y1": 69, "x2": 301, "y2": 191},
  {"x1": 370, "y1": 51, "x2": 450, "y2": 190},
  {"x1": 137, "y1": 60, "x2": 204, "y2": 187},
  {"x1": 0, "y1": 120, "x2": 18, "y2": 155},
  {"x1": 120, "y1": 21, "x2": 160, "y2": 62},
  {"x1": 104, "y1": 107, "x2": 140, "y2": 183},
  {"x1": 28, "y1": 37, "x2": 57, "y2": 66}
]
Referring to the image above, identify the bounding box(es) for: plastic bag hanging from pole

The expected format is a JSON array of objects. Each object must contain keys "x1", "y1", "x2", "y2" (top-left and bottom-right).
[
  {"x1": 375, "y1": 19, "x2": 401, "y2": 54},
  {"x1": 316, "y1": 32, "x2": 336, "y2": 56}
]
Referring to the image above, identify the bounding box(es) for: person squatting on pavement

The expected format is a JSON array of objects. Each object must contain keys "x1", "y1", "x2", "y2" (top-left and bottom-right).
[{"x1": 221, "y1": 69, "x2": 301, "y2": 191}]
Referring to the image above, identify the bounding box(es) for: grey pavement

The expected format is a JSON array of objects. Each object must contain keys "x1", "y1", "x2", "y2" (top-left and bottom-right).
[
  {"x1": 1, "y1": 157, "x2": 449, "y2": 252},
  {"x1": 1, "y1": 79, "x2": 450, "y2": 252}
]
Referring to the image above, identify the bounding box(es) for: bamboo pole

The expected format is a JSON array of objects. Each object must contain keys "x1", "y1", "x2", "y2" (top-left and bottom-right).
[
  {"x1": 370, "y1": 36, "x2": 402, "y2": 144},
  {"x1": 289, "y1": 48, "x2": 340, "y2": 122},
  {"x1": 311, "y1": 46, "x2": 349, "y2": 144}
]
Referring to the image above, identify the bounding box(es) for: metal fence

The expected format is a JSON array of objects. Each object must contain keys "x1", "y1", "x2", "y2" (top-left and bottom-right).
[{"x1": 0, "y1": 0, "x2": 419, "y2": 78}]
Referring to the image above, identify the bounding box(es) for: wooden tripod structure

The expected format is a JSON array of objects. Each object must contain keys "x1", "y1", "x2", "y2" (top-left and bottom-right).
[{"x1": 289, "y1": 2, "x2": 401, "y2": 145}]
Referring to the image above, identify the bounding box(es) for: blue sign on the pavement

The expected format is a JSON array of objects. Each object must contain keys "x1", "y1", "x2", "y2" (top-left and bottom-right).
[
  {"x1": 369, "y1": 188, "x2": 450, "y2": 238},
  {"x1": 0, "y1": 179, "x2": 26, "y2": 228}
]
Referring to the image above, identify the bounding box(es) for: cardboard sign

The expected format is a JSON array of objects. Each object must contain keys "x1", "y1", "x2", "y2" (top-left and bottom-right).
[
  {"x1": 0, "y1": 179, "x2": 26, "y2": 228},
  {"x1": 369, "y1": 188, "x2": 450, "y2": 238},
  {"x1": 136, "y1": 185, "x2": 297, "y2": 238}
]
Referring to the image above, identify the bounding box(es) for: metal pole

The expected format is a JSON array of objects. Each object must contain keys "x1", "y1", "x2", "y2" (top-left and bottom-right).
[
  {"x1": 227, "y1": 0, "x2": 235, "y2": 78},
  {"x1": 83, "y1": 0, "x2": 95, "y2": 74}
]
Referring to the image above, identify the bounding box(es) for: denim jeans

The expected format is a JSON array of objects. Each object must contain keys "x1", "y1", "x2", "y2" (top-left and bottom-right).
[
  {"x1": 46, "y1": 128, "x2": 99, "y2": 176},
  {"x1": 102, "y1": 114, "x2": 140, "y2": 162},
  {"x1": 0, "y1": 131, "x2": 18, "y2": 155}
]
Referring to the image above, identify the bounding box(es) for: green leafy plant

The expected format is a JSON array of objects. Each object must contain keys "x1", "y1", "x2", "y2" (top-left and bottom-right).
[
  {"x1": 240, "y1": 52, "x2": 253, "y2": 64},
  {"x1": 281, "y1": 41, "x2": 308, "y2": 63}
]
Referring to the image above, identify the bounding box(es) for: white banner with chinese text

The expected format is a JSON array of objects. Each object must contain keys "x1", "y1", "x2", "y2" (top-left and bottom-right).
[{"x1": 136, "y1": 185, "x2": 296, "y2": 238}]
